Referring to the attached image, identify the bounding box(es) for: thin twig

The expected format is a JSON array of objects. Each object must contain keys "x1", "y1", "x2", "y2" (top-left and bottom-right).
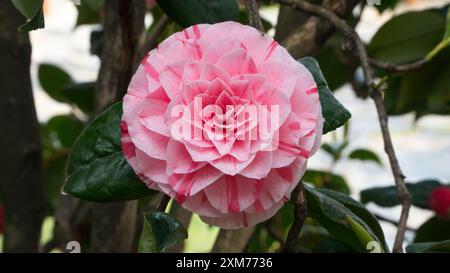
[
  {"x1": 281, "y1": 182, "x2": 307, "y2": 253},
  {"x1": 374, "y1": 214, "x2": 415, "y2": 232},
  {"x1": 244, "y1": 0, "x2": 265, "y2": 32},
  {"x1": 369, "y1": 58, "x2": 428, "y2": 72},
  {"x1": 344, "y1": 42, "x2": 428, "y2": 72},
  {"x1": 272, "y1": 0, "x2": 411, "y2": 253},
  {"x1": 157, "y1": 194, "x2": 171, "y2": 212},
  {"x1": 138, "y1": 14, "x2": 170, "y2": 58}
]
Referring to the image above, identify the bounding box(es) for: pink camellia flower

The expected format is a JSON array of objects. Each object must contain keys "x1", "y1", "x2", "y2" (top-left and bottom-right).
[{"x1": 122, "y1": 21, "x2": 323, "y2": 229}]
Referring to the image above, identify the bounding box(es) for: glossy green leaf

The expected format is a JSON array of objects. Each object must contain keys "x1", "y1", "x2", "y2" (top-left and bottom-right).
[
  {"x1": 64, "y1": 102, "x2": 155, "y2": 202},
  {"x1": 318, "y1": 188, "x2": 388, "y2": 251},
  {"x1": 298, "y1": 57, "x2": 351, "y2": 134},
  {"x1": 138, "y1": 212, "x2": 188, "y2": 253},
  {"x1": 360, "y1": 180, "x2": 445, "y2": 209},
  {"x1": 345, "y1": 216, "x2": 376, "y2": 251},
  {"x1": 304, "y1": 185, "x2": 385, "y2": 252},
  {"x1": 406, "y1": 240, "x2": 450, "y2": 253},
  {"x1": 303, "y1": 170, "x2": 350, "y2": 195},
  {"x1": 368, "y1": 9, "x2": 445, "y2": 64},
  {"x1": 349, "y1": 149, "x2": 382, "y2": 166},
  {"x1": 157, "y1": 0, "x2": 239, "y2": 28},
  {"x1": 414, "y1": 216, "x2": 450, "y2": 243}
]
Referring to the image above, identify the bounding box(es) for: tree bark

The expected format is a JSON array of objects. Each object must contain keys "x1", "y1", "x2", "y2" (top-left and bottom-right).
[
  {"x1": 275, "y1": 0, "x2": 360, "y2": 58},
  {"x1": 0, "y1": 1, "x2": 45, "y2": 252},
  {"x1": 90, "y1": 0, "x2": 146, "y2": 253}
]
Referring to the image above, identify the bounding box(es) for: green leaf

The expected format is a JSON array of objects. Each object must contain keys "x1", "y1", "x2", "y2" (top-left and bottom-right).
[
  {"x1": 38, "y1": 64, "x2": 95, "y2": 114},
  {"x1": 414, "y1": 216, "x2": 450, "y2": 243},
  {"x1": 406, "y1": 240, "x2": 450, "y2": 253},
  {"x1": 38, "y1": 64, "x2": 73, "y2": 102},
  {"x1": 312, "y1": 235, "x2": 355, "y2": 253},
  {"x1": 368, "y1": 9, "x2": 445, "y2": 64},
  {"x1": 318, "y1": 188, "x2": 388, "y2": 251},
  {"x1": 348, "y1": 149, "x2": 382, "y2": 166},
  {"x1": 138, "y1": 212, "x2": 188, "y2": 253},
  {"x1": 62, "y1": 82, "x2": 96, "y2": 114},
  {"x1": 345, "y1": 216, "x2": 376, "y2": 251},
  {"x1": 427, "y1": 8, "x2": 450, "y2": 60},
  {"x1": 12, "y1": 0, "x2": 46, "y2": 32},
  {"x1": 304, "y1": 185, "x2": 385, "y2": 252},
  {"x1": 76, "y1": 0, "x2": 103, "y2": 26},
  {"x1": 316, "y1": 34, "x2": 355, "y2": 91},
  {"x1": 384, "y1": 47, "x2": 450, "y2": 117},
  {"x1": 85, "y1": 0, "x2": 104, "y2": 10},
  {"x1": 375, "y1": 0, "x2": 400, "y2": 13},
  {"x1": 156, "y1": 0, "x2": 239, "y2": 28},
  {"x1": 44, "y1": 115, "x2": 84, "y2": 149},
  {"x1": 321, "y1": 141, "x2": 348, "y2": 161},
  {"x1": 18, "y1": 6, "x2": 45, "y2": 32},
  {"x1": 360, "y1": 180, "x2": 445, "y2": 209},
  {"x1": 11, "y1": 0, "x2": 43, "y2": 19},
  {"x1": 64, "y1": 102, "x2": 155, "y2": 202},
  {"x1": 298, "y1": 57, "x2": 351, "y2": 134},
  {"x1": 303, "y1": 170, "x2": 350, "y2": 195}
]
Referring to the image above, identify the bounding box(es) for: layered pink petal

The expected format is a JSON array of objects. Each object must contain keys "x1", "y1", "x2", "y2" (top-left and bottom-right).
[{"x1": 122, "y1": 21, "x2": 324, "y2": 230}]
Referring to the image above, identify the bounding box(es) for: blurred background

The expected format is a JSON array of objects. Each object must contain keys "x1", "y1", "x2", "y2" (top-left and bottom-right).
[{"x1": 0, "y1": 0, "x2": 449, "y2": 253}]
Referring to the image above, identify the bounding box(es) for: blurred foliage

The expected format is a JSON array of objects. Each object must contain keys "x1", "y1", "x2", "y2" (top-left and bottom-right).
[
  {"x1": 11, "y1": 0, "x2": 44, "y2": 31},
  {"x1": 361, "y1": 179, "x2": 447, "y2": 209},
  {"x1": 157, "y1": 0, "x2": 238, "y2": 27},
  {"x1": 406, "y1": 240, "x2": 450, "y2": 253}
]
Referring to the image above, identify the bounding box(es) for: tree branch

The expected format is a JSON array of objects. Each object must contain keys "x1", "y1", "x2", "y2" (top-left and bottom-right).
[
  {"x1": 274, "y1": 0, "x2": 361, "y2": 59},
  {"x1": 244, "y1": 0, "x2": 265, "y2": 32},
  {"x1": 281, "y1": 182, "x2": 307, "y2": 253},
  {"x1": 273, "y1": 0, "x2": 411, "y2": 253},
  {"x1": 369, "y1": 58, "x2": 428, "y2": 73},
  {"x1": 157, "y1": 194, "x2": 171, "y2": 212},
  {"x1": 137, "y1": 14, "x2": 170, "y2": 61},
  {"x1": 374, "y1": 214, "x2": 415, "y2": 232}
]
